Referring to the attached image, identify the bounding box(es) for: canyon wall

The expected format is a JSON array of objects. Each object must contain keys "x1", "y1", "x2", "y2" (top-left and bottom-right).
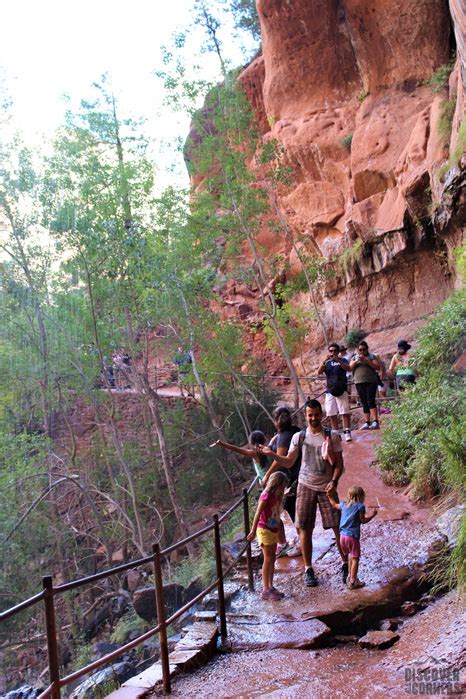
[{"x1": 218, "y1": 0, "x2": 465, "y2": 363}]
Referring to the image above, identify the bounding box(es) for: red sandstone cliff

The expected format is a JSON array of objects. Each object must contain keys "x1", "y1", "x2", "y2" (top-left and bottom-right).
[{"x1": 199, "y1": 1, "x2": 466, "y2": 367}]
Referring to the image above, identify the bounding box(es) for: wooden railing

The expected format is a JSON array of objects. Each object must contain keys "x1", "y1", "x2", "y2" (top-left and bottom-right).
[{"x1": 0, "y1": 480, "x2": 258, "y2": 697}]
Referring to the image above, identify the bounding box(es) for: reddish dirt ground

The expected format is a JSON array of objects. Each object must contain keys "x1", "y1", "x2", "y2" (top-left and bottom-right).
[{"x1": 147, "y1": 430, "x2": 464, "y2": 698}]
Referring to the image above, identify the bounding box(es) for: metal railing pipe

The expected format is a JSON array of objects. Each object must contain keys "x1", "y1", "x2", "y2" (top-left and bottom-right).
[
  {"x1": 153, "y1": 543, "x2": 171, "y2": 694},
  {"x1": 42, "y1": 577, "x2": 61, "y2": 699},
  {"x1": 213, "y1": 514, "x2": 227, "y2": 640},
  {"x1": 242, "y1": 488, "x2": 254, "y2": 592}
]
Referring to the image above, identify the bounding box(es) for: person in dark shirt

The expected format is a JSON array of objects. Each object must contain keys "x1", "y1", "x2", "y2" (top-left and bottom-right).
[{"x1": 318, "y1": 342, "x2": 352, "y2": 442}]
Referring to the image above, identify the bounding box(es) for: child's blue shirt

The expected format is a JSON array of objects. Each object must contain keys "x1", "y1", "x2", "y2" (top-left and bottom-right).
[{"x1": 340, "y1": 501, "x2": 365, "y2": 539}]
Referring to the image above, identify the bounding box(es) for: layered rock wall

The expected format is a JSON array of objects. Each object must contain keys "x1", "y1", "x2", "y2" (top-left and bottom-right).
[{"x1": 232, "y1": 0, "x2": 465, "y2": 353}]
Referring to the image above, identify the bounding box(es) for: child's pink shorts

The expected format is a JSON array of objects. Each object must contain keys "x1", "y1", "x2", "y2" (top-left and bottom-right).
[{"x1": 340, "y1": 534, "x2": 361, "y2": 558}]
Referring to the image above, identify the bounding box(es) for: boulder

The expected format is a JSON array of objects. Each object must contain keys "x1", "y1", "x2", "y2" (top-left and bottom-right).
[
  {"x1": 69, "y1": 662, "x2": 135, "y2": 699},
  {"x1": 436, "y1": 505, "x2": 465, "y2": 546},
  {"x1": 2, "y1": 687, "x2": 41, "y2": 699},
  {"x1": 401, "y1": 601, "x2": 420, "y2": 616},
  {"x1": 380, "y1": 618, "x2": 399, "y2": 631},
  {"x1": 125, "y1": 569, "x2": 143, "y2": 593},
  {"x1": 183, "y1": 576, "x2": 204, "y2": 605},
  {"x1": 133, "y1": 584, "x2": 184, "y2": 623},
  {"x1": 358, "y1": 630, "x2": 400, "y2": 650},
  {"x1": 92, "y1": 641, "x2": 119, "y2": 660}
]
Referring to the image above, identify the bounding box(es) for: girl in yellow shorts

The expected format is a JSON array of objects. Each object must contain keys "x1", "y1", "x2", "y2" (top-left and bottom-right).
[{"x1": 247, "y1": 472, "x2": 289, "y2": 601}]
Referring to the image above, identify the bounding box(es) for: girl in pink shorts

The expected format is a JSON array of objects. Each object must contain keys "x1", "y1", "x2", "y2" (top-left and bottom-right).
[
  {"x1": 327, "y1": 485, "x2": 378, "y2": 589},
  {"x1": 247, "y1": 472, "x2": 289, "y2": 601}
]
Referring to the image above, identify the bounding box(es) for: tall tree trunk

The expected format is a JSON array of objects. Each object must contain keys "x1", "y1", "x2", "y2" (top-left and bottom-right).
[
  {"x1": 266, "y1": 183, "x2": 329, "y2": 345},
  {"x1": 174, "y1": 285, "x2": 250, "y2": 479}
]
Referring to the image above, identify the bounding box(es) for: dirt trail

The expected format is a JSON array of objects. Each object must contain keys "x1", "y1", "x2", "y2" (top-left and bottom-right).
[{"x1": 156, "y1": 431, "x2": 463, "y2": 697}]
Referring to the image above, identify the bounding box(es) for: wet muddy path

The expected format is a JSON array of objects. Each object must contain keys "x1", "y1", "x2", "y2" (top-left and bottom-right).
[{"x1": 155, "y1": 432, "x2": 465, "y2": 697}]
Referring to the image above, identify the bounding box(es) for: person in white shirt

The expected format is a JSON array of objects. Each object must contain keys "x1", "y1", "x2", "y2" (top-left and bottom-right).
[{"x1": 261, "y1": 398, "x2": 347, "y2": 588}]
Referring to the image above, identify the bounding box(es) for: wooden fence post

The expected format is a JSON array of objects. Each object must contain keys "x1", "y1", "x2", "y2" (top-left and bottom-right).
[
  {"x1": 213, "y1": 514, "x2": 227, "y2": 639},
  {"x1": 42, "y1": 576, "x2": 61, "y2": 699},
  {"x1": 242, "y1": 488, "x2": 254, "y2": 592},
  {"x1": 152, "y1": 543, "x2": 171, "y2": 694}
]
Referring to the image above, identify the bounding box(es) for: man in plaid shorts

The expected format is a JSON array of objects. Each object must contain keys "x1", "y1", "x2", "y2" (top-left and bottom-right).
[{"x1": 262, "y1": 398, "x2": 346, "y2": 587}]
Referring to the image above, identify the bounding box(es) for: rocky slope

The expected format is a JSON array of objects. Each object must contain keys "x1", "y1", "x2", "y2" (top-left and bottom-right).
[{"x1": 217, "y1": 0, "x2": 465, "y2": 360}]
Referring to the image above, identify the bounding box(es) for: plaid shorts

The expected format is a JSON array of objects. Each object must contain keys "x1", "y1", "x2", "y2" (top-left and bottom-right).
[{"x1": 296, "y1": 484, "x2": 340, "y2": 530}]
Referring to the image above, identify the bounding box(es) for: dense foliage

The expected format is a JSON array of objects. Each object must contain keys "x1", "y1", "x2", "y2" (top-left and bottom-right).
[{"x1": 376, "y1": 289, "x2": 465, "y2": 588}]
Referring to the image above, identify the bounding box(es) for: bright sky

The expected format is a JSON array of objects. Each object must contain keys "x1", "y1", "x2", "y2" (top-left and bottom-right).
[{"x1": 1, "y1": 0, "x2": 254, "y2": 186}]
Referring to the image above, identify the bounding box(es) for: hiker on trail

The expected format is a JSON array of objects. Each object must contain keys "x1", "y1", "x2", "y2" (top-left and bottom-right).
[
  {"x1": 247, "y1": 471, "x2": 289, "y2": 601},
  {"x1": 260, "y1": 398, "x2": 346, "y2": 588},
  {"x1": 121, "y1": 351, "x2": 131, "y2": 389},
  {"x1": 317, "y1": 342, "x2": 352, "y2": 442},
  {"x1": 349, "y1": 340, "x2": 382, "y2": 430},
  {"x1": 389, "y1": 340, "x2": 417, "y2": 392},
  {"x1": 327, "y1": 485, "x2": 377, "y2": 590},
  {"x1": 375, "y1": 352, "x2": 392, "y2": 414},
  {"x1": 339, "y1": 343, "x2": 353, "y2": 400},
  {"x1": 262, "y1": 407, "x2": 302, "y2": 558},
  {"x1": 112, "y1": 350, "x2": 124, "y2": 390},
  {"x1": 173, "y1": 347, "x2": 193, "y2": 396},
  {"x1": 212, "y1": 431, "x2": 269, "y2": 484}
]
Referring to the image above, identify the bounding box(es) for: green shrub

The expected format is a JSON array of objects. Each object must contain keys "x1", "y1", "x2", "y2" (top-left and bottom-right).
[
  {"x1": 111, "y1": 610, "x2": 146, "y2": 645},
  {"x1": 377, "y1": 288, "x2": 465, "y2": 590},
  {"x1": 69, "y1": 639, "x2": 93, "y2": 672},
  {"x1": 428, "y1": 58, "x2": 456, "y2": 94},
  {"x1": 376, "y1": 289, "x2": 465, "y2": 494},
  {"x1": 358, "y1": 90, "x2": 369, "y2": 103},
  {"x1": 337, "y1": 240, "x2": 363, "y2": 276},
  {"x1": 428, "y1": 512, "x2": 466, "y2": 594},
  {"x1": 340, "y1": 133, "x2": 353, "y2": 150},
  {"x1": 408, "y1": 290, "x2": 465, "y2": 375},
  {"x1": 438, "y1": 119, "x2": 466, "y2": 182},
  {"x1": 437, "y1": 99, "x2": 456, "y2": 142},
  {"x1": 345, "y1": 327, "x2": 366, "y2": 347}
]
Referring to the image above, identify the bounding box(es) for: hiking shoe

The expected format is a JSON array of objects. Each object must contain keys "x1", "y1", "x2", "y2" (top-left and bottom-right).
[
  {"x1": 360, "y1": 422, "x2": 370, "y2": 430},
  {"x1": 276, "y1": 543, "x2": 291, "y2": 558},
  {"x1": 369, "y1": 420, "x2": 380, "y2": 430},
  {"x1": 341, "y1": 562, "x2": 349, "y2": 584},
  {"x1": 347, "y1": 578, "x2": 366, "y2": 590},
  {"x1": 343, "y1": 429, "x2": 352, "y2": 442},
  {"x1": 270, "y1": 587, "x2": 285, "y2": 598},
  {"x1": 261, "y1": 588, "x2": 283, "y2": 601},
  {"x1": 304, "y1": 567, "x2": 318, "y2": 587}
]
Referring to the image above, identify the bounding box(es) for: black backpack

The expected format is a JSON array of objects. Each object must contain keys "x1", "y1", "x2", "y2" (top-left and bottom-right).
[{"x1": 325, "y1": 360, "x2": 347, "y2": 397}]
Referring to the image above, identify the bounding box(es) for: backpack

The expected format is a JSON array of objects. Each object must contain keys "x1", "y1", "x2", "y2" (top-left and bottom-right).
[
  {"x1": 325, "y1": 360, "x2": 347, "y2": 397},
  {"x1": 327, "y1": 375, "x2": 347, "y2": 397}
]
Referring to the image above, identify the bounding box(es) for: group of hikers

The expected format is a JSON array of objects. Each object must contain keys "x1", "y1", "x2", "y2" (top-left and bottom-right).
[
  {"x1": 317, "y1": 337, "x2": 417, "y2": 439},
  {"x1": 213, "y1": 338, "x2": 417, "y2": 602}
]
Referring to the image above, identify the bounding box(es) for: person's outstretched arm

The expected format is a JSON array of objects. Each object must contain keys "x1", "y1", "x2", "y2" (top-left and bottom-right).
[
  {"x1": 262, "y1": 446, "x2": 288, "y2": 485},
  {"x1": 360, "y1": 507, "x2": 378, "y2": 524},
  {"x1": 212, "y1": 440, "x2": 256, "y2": 460},
  {"x1": 260, "y1": 445, "x2": 299, "y2": 469}
]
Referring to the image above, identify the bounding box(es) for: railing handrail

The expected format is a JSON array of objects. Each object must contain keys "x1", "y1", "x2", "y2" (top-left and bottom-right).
[
  {"x1": 0, "y1": 590, "x2": 46, "y2": 623},
  {"x1": 0, "y1": 477, "x2": 257, "y2": 614},
  {"x1": 3, "y1": 477, "x2": 258, "y2": 698}
]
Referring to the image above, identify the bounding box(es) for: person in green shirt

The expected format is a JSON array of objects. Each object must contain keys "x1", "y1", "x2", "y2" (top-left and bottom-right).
[
  {"x1": 349, "y1": 340, "x2": 382, "y2": 430},
  {"x1": 389, "y1": 340, "x2": 417, "y2": 392}
]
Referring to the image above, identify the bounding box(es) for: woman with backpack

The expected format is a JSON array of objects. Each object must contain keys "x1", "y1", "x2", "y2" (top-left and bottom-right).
[{"x1": 349, "y1": 340, "x2": 382, "y2": 430}]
